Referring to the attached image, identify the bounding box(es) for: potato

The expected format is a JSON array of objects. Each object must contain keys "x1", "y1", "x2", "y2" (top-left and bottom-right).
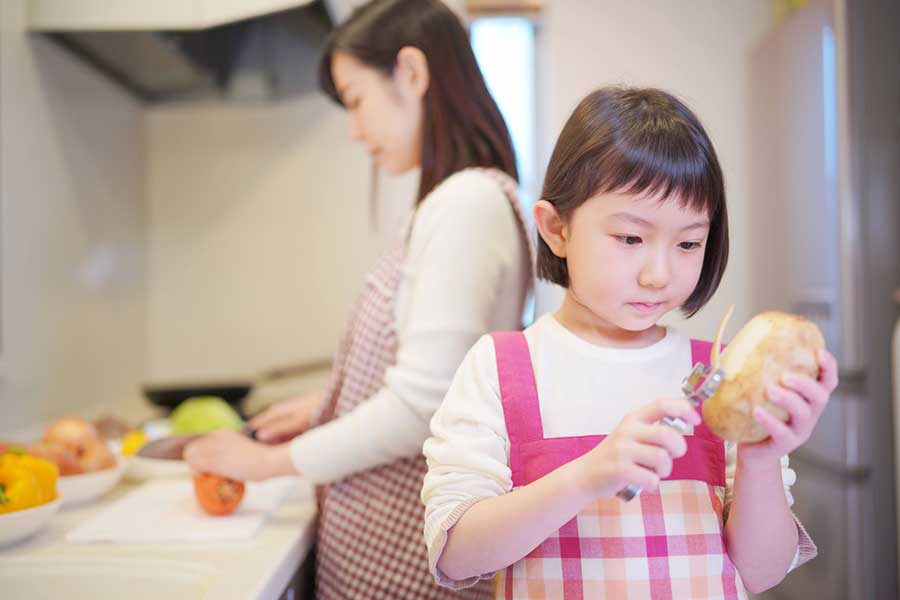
[{"x1": 701, "y1": 311, "x2": 825, "y2": 443}]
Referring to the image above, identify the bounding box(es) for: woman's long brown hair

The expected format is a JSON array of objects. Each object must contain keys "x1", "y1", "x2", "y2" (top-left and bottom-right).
[{"x1": 319, "y1": 0, "x2": 518, "y2": 203}]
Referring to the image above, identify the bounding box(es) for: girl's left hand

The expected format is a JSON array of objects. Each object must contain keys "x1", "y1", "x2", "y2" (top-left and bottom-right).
[
  {"x1": 184, "y1": 430, "x2": 282, "y2": 481},
  {"x1": 739, "y1": 349, "x2": 839, "y2": 463}
]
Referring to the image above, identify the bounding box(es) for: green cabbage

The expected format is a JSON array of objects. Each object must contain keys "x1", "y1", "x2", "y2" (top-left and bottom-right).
[{"x1": 170, "y1": 396, "x2": 243, "y2": 435}]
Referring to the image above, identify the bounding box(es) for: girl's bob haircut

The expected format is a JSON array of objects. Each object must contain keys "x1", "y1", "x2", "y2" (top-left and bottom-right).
[{"x1": 537, "y1": 86, "x2": 729, "y2": 317}]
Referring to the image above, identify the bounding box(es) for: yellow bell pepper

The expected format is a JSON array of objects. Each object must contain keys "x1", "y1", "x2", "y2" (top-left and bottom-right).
[
  {"x1": 0, "y1": 462, "x2": 41, "y2": 514},
  {"x1": 0, "y1": 453, "x2": 59, "y2": 512},
  {"x1": 121, "y1": 429, "x2": 148, "y2": 457},
  {"x1": 15, "y1": 455, "x2": 58, "y2": 503}
]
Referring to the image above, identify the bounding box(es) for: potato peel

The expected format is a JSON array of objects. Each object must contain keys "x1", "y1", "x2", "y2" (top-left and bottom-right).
[{"x1": 710, "y1": 304, "x2": 734, "y2": 369}]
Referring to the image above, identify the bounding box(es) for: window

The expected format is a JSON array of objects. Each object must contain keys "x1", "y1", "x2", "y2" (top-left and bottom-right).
[
  {"x1": 471, "y1": 16, "x2": 538, "y2": 215},
  {"x1": 471, "y1": 16, "x2": 539, "y2": 322}
]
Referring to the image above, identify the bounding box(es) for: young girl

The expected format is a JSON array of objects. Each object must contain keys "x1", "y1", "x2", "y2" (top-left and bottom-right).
[{"x1": 422, "y1": 87, "x2": 837, "y2": 599}]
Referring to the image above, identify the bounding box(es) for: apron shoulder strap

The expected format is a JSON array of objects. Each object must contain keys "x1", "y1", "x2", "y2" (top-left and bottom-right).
[{"x1": 491, "y1": 331, "x2": 544, "y2": 445}]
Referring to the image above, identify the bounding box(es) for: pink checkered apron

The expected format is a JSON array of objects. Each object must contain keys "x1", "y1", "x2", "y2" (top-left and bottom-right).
[
  {"x1": 490, "y1": 332, "x2": 749, "y2": 600},
  {"x1": 310, "y1": 168, "x2": 530, "y2": 599}
]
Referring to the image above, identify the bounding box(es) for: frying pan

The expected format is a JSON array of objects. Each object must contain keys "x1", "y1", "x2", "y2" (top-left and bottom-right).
[{"x1": 142, "y1": 358, "x2": 332, "y2": 415}]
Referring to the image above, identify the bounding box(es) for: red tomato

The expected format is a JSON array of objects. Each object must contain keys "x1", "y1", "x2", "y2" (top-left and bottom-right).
[{"x1": 192, "y1": 472, "x2": 245, "y2": 516}]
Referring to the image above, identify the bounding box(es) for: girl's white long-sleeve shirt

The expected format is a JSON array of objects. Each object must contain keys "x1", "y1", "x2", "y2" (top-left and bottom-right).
[
  {"x1": 422, "y1": 314, "x2": 798, "y2": 588},
  {"x1": 289, "y1": 169, "x2": 530, "y2": 483}
]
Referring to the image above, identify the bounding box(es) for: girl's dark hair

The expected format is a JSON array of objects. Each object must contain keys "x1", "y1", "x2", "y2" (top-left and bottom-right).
[
  {"x1": 319, "y1": 0, "x2": 518, "y2": 203},
  {"x1": 537, "y1": 86, "x2": 729, "y2": 317}
]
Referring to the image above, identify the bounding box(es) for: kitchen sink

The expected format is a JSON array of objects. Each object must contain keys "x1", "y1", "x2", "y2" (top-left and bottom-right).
[{"x1": 0, "y1": 556, "x2": 220, "y2": 599}]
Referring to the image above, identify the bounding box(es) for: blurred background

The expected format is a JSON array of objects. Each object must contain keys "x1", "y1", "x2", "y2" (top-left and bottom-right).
[{"x1": 0, "y1": 0, "x2": 897, "y2": 597}]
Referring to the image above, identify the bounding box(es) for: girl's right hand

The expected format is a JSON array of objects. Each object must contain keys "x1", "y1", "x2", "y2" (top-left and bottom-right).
[
  {"x1": 247, "y1": 391, "x2": 323, "y2": 444},
  {"x1": 575, "y1": 398, "x2": 701, "y2": 498}
]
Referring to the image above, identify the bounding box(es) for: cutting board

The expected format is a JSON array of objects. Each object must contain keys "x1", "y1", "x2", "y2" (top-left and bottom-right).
[{"x1": 67, "y1": 477, "x2": 297, "y2": 543}]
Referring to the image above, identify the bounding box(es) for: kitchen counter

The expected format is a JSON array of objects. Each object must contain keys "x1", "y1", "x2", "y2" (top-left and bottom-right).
[{"x1": 0, "y1": 477, "x2": 318, "y2": 599}]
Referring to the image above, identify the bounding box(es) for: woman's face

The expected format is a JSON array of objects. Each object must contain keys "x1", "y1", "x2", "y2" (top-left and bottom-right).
[{"x1": 331, "y1": 51, "x2": 424, "y2": 175}]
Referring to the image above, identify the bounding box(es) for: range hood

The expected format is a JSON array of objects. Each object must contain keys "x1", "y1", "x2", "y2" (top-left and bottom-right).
[{"x1": 27, "y1": 0, "x2": 363, "y2": 102}]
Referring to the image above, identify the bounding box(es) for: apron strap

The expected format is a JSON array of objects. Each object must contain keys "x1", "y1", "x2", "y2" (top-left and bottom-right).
[
  {"x1": 494, "y1": 332, "x2": 726, "y2": 484},
  {"x1": 492, "y1": 331, "x2": 544, "y2": 447}
]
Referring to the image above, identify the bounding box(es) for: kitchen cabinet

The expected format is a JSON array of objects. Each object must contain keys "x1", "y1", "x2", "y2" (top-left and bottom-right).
[
  {"x1": 27, "y1": 0, "x2": 315, "y2": 31},
  {"x1": 277, "y1": 548, "x2": 315, "y2": 600}
]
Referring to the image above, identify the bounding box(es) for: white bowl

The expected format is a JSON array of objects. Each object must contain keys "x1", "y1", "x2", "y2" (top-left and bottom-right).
[
  {"x1": 0, "y1": 496, "x2": 62, "y2": 547},
  {"x1": 125, "y1": 455, "x2": 190, "y2": 481},
  {"x1": 57, "y1": 457, "x2": 126, "y2": 507}
]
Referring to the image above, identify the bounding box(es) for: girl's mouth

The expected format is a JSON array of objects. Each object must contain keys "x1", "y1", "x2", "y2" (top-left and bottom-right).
[{"x1": 628, "y1": 302, "x2": 663, "y2": 313}]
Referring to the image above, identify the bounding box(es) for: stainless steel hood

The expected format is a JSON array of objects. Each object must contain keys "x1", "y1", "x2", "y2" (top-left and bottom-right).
[{"x1": 26, "y1": 0, "x2": 360, "y2": 102}]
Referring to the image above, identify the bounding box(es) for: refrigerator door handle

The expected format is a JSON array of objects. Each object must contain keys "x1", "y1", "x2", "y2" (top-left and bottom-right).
[{"x1": 892, "y1": 288, "x2": 900, "y2": 587}]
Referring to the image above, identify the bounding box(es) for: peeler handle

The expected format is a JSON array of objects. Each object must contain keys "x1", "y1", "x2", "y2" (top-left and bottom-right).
[{"x1": 615, "y1": 364, "x2": 722, "y2": 502}]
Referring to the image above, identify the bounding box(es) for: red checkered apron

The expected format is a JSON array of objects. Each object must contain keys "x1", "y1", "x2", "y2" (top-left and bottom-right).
[
  {"x1": 310, "y1": 169, "x2": 530, "y2": 599},
  {"x1": 490, "y1": 332, "x2": 749, "y2": 599}
]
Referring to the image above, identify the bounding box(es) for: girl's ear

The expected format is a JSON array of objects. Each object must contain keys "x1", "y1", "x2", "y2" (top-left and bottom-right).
[
  {"x1": 394, "y1": 46, "x2": 430, "y2": 100},
  {"x1": 534, "y1": 200, "x2": 568, "y2": 258}
]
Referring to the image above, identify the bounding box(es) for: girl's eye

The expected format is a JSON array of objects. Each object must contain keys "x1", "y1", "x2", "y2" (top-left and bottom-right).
[
  {"x1": 616, "y1": 235, "x2": 642, "y2": 246},
  {"x1": 679, "y1": 241, "x2": 703, "y2": 250}
]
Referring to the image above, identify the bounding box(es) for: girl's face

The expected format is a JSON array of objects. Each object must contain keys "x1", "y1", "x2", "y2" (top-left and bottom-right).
[
  {"x1": 539, "y1": 190, "x2": 711, "y2": 338},
  {"x1": 331, "y1": 50, "x2": 425, "y2": 175}
]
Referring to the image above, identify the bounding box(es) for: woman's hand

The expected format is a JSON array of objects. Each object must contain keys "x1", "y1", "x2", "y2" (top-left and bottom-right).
[
  {"x1": 574, "y1": 398, "x2": 700, "y2": 498},
  {"x1": 183, "y1": 430, "x2": 296, "y2": 481},
  {"x1": 739, "y1": 349, "x2": 839, "y2": 464},
  {"x1": 247, "y1": 391, "x2": 323, "y2": 444}
]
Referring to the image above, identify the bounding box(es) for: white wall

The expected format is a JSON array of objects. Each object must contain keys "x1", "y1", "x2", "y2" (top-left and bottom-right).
[
  {"x1": 145, "y1": 26, "x2": 415, "y2": 380},
  {"x1": 146, "y1": 98, "x2": 415, "y2": 380},
  {"x1": 0, "y1": 1, "x2": 148, "y2": 433},
  {"x1": 533, "y1": 0, "x2": 776, "y2": 341}
]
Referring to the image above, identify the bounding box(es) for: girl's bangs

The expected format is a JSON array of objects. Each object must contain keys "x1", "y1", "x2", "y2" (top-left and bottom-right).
[{"x1": 594, "y1": 137, "x2": 723, "y2": 218}]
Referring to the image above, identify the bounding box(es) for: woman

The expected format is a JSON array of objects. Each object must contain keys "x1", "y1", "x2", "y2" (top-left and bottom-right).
[{"x1": 185, "y1": 1, "x2": 532, "y2": 597}]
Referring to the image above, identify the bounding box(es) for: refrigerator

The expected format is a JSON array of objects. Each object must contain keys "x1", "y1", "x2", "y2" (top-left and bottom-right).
[{"x1": 747, "y1": 0, "x2": 900, "y2": 598}]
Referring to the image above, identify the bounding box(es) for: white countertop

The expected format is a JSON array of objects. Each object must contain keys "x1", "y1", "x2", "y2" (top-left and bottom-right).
[{"x1": 0, "y1": 477, "x2": 318, "y2": 600}]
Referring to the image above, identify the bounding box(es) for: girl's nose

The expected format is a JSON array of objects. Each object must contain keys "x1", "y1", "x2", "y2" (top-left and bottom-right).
[{"x1": 639, "y1": 253, "x2": 670, "y2": 289}]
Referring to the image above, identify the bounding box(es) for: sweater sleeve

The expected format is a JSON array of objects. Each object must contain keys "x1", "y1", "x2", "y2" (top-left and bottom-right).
[
  {"x1": 422, "y1": 335, "x2": 513, "y2": 590},
  {"x1": 290, "y1": 171, "x2": 526, "y2": 483}
]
